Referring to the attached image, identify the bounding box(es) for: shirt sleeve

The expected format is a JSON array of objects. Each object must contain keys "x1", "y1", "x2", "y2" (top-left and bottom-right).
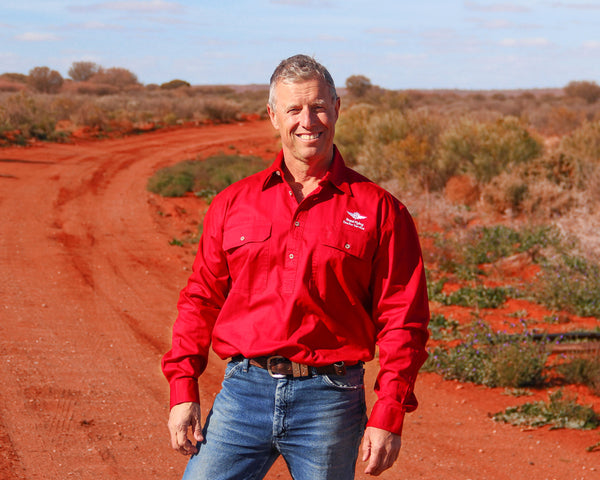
[
  {"x1": 161, "y1": 197, "x2": 231, "y2": 409},
  {"x1": 367, "y1": 197, "x2": 430, "y2": 435}
]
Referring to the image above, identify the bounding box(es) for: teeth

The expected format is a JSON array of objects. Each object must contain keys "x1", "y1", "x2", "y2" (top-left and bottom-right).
[{"x1": 298, "y1": 133, "x2": 320, "y2": 140}]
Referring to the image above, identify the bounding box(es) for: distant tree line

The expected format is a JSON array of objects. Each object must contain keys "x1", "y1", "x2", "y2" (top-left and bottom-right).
[{"x1": 0, "y1": 61, "x2": 191, "y2": 95}]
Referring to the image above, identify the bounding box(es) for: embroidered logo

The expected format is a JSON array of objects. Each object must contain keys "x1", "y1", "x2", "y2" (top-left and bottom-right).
[{"x1": 343, "y1": 210, "x2": 367, "y2": 230}]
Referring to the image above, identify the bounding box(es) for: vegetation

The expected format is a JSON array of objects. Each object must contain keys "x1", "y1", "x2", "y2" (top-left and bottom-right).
[
  {"x1": 147, "y1": 153, "x2": 267, "y2": 198},
  {"x1": 423, "y1": 321, "x2": 549, "y2": 388},
  {"x1": 555, "y1": 352, "x2": 600, "y2": 396},
  {"x1": 494, "y1": 390, "x2": 599, "y2": 430}
]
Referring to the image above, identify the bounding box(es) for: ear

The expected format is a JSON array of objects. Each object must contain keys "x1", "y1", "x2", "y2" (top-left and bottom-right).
[
  {"x1": 267, "y1": 104, "x2": 279, "y2": 129},
  {"x1": 333, "y1": 96, "x2": 341, "y2": 122}
]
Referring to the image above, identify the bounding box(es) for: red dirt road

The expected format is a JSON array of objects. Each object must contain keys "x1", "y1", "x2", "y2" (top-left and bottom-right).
[{"x1": 1, "y1": 121, "x2": 598, "y2": 480}]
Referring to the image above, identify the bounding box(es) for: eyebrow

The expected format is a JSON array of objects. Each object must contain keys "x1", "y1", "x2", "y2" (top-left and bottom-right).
[{"x1": 284, "y1": 99, "x2": 327, "y2": 110}]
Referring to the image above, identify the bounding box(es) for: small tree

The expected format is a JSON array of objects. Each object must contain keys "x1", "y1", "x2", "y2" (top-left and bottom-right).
[
  {"x1": 160, "y1": 79, "x2": 191, "y2": 90},
  {"x1": 345, "y1": 75, "x2": 372, "y2": 97},
  {"x1": 68, "y1": 61, "x2": 101, "y2": 82},
  {"x1": 564, "y1": 80, "x2": 600, "y2": 104},
  {"x1": 28, "y1": 66, "x2": 64, "y2": 93},
  {"x1": 90, "y1": 67, "x2": 139, "y2": 89}
]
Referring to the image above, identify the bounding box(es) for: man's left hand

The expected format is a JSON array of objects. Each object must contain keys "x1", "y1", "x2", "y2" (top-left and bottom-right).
[{"x1": 361, "y1": 426, "x2": 402, "y2": 476}]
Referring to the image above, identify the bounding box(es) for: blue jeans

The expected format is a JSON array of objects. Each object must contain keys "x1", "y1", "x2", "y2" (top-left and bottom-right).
[{"x1": 182, "y1": 358, "x2": 367, "y2": 480}]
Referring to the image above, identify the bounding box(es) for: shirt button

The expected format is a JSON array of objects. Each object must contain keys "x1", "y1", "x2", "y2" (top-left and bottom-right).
[
  {"x1": 240, "y1": 236, "x2": 245, "y2": 241},
  {"x1": 294, "y1": 221, "x2": 300, "y2": 227},
  {"x1": 344, "y1": 243, "x2": 351, "y2": 249},
  {"x1": 275, "y1": 171, "x2": 281, "y2": 176},
  {"x1": 289, "y1": 253, "x2": 294, "y2": 259}
]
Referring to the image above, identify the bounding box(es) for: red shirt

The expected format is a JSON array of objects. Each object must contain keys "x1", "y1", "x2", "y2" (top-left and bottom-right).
[{"x1": 161, "y1": 147, "x2": 430, "y2": 434}]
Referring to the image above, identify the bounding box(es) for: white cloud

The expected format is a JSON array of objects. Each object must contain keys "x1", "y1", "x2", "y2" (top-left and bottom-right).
[
  {"x1": 550, "y1": 2, "x2": 600, "y2": 10},
  {"x1": 500, "y1": 37, "x2": 552, "y2": 47},
  {"x1": 464, "y1": 1, "x2": 530, "y2": 13},
  {"x1": 68, "y1": 0, "x2": 183, "y2": 13},
  {"x1": 15, "y1": 32, "x2": 59, "y2": 41},
  {"x1": 582, "y1": 40, "x2": 600, "y2": 48},
  {"x1": 270, "y1": 0, "x2": 334, "y2": 6}
]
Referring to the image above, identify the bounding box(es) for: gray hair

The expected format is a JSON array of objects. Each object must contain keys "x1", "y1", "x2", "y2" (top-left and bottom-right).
[{"x1": 268, "y1": 54, "x2": 338, "y2": 110}]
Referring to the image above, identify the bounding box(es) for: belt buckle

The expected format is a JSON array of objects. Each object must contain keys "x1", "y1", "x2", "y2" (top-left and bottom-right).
[{"x1": 266, "y1": 356, "x2": 287, "y2": 379}]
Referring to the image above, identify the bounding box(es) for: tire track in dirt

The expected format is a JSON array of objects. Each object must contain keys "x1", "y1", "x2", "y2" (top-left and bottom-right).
[{"x1": 0, "y1": 122, "x2": 280, "y2": 480}]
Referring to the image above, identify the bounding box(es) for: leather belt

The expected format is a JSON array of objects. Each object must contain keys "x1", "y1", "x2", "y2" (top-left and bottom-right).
[{"x1": 233, "y1": 355, "x2": 357, "y2": 378}]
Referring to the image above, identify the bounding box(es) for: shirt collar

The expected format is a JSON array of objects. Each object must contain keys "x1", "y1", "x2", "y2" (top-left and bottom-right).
[{"x1": 262, "y1": 146, "x2": 352, "y2": 196}]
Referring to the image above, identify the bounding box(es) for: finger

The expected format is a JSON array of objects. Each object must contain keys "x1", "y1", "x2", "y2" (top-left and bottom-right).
[
  {"x1": 192, "y1": 421, "x2": 204, "y2": 443},
  {"x1": 364, "y1": 447, "x2": 385, "y2": 475},
  {"x1": 361, "y1": 436, "x2": 371, "y2": 462}
]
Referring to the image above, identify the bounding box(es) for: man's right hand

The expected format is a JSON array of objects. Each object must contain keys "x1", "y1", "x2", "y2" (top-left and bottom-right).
[{"x1": 168, "y1": 401, "x2": 203, "y2": 455}]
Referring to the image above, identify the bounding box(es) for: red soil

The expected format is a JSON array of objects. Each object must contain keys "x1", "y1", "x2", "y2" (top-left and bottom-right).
[{"x1": 0, "y1": 120, "x2": 598, "y2": 480}]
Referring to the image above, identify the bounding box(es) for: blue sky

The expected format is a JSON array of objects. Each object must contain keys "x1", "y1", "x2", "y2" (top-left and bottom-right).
[{"x1": 1, "y1": 0, "x2": 600, "y2": 90}]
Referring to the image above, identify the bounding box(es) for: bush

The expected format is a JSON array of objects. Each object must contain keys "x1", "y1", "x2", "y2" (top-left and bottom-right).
[
  {"x1": 438, "y1": 116, "x2": 543, "y2": 184},
  {"x1": 336, "y1": 107, "x2": 445, "y2": 190},
  {"x1": 494, "y1": 390, "x2": 600, "y2": 430},
  {"x1": 160, "y1": 79, "x2": 191, "y2": 90},
  {"x1": 201, "y1": 98, "x2": 242, "y2": 123},
  {"x1": 345, "y1": 75, "x2": 372, "y2": 98},
  {"x1": 90, "y1": 67, "x2": 139, "y2": 90},
  {"x1": 68, "y1": 61, "x2": 101, "y2": 82},
  {"x1": 28, "y1": 66, "x2": 64, "y2": 93},
  {"x1": 147, "y1": 154, "x2": 267, "y2": 197},
  {"x1": 428, "y1": 313, "x2": 459, "y2": 340},
  {"x1": 424, "y1": 321, "x2": 548, "y2": 388},
  {"x1": 560, "y1": 120, "x2": 600, "y2": 165},
  {"x1": 564, "y1": 80, "x2": 600, "y2": 104},
  {"x1": 434, "y1": 284, "x2": 510, "y2": 309},
  {"x1": 556, "y1": 352, "x2": 600, "y2": 395},
  {"x1": 535, "y1": 252, "x2": 600, "y2": 318},
  {"x1": 0, "y1": 92, "x2": 61, "y2": 142},
  {"x1": 432, "y1": 224, "x2": 561, "y2": 278}
]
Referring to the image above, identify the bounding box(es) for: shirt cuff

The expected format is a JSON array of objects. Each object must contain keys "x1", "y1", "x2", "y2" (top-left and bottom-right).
[
  {"x1": 367, "y1": 400, "x2": 407, "y2": 435},
  {"x1": 169, "y1": 377, "x2": 200, "y2": 409}
]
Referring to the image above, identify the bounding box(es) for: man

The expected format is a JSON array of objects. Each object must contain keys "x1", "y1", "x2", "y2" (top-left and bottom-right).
[{"x1": 162, "y1": 54, "x2": 429, "y2": 479}]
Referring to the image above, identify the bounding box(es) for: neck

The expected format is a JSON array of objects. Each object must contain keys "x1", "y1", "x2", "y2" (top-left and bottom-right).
[{"x1": 282, "y1": 151, "x2": 334, "y2": 202}]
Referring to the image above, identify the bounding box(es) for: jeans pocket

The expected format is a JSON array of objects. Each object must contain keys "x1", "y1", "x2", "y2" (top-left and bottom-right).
[
  {"x1": 321, "y1": 368, "x2": 364, "y2": 391},
  {"x1": 223, "y1": 360, "x2": 245, "y2": 379}
]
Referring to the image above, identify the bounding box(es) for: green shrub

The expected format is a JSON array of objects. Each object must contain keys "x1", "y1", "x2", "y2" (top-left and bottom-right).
[
  {"x1": 147, "y1": 153, "x2": 267, "y2": 197},
  {"x1": 424, "y1": 321, "x2": 548, "y2": 388},
  {"x1": 428, "y1": 313, "x2": 459, "y2": 340},
  {"x1": 0, "y1": 92, "x2": 61, "y2": 142},
  {"x1": 494, "y1": 390, "x2": 600, "y2": 430},
  {"x1": 439, "y1": 116, "x2": 543, "y2": 183},
  {"x1": 433, "y1": 225, "x2": 561, "y2": 278},
  {"x1": 560, "y1": 120, "x2": 600, "y2": 165},
  {"x1": 336, "y1": 107, "x2": 445, "y2": 190},
  {"x1": 555, "y1": 352, "x2": 600, "y2": 395},
  {"x1": 535, "y1": 252, "x2": 600, "y2": 318}
]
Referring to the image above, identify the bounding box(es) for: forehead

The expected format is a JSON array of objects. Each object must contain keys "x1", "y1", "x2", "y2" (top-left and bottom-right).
[{"x1": 274, "y1": 78, "x2": 331, "y2": 106}]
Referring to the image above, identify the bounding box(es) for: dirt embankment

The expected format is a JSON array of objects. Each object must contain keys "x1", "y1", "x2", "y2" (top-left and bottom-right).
[{"x1": 0, "y1": 121, "x2": 598, "y2": 480}]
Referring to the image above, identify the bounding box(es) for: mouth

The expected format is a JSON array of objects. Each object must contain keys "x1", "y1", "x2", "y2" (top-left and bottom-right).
[{"x1": 296, "y1": 132, "x2": 322, "y2": 141}]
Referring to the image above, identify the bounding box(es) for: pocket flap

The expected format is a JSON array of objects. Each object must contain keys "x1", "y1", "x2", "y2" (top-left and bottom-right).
[
  {"x1": 321, "y1": 228, "x2": 374, "y2": 259},
  {"x1": 222, "y1": 224, "x2": 272, "y2": 251}
]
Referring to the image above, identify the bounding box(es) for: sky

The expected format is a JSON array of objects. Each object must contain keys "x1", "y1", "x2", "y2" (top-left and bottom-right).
[{"x1": 1, "y1": 0, "x2": 600, "y2": 90}]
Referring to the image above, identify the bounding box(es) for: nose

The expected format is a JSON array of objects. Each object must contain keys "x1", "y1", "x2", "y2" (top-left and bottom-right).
[{"x1": 298, "y1": 106, "x2": 317, "y2": 129}]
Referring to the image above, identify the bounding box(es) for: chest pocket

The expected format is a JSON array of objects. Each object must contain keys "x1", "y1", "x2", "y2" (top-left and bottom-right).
[
  {"x1": 320, "y1": 228, "x2": 375, "y2": 260},
  {"x1": 314, "y1": 227, "x2": 376, "y2": 306},
  {"x1": 222, "y1": 224, "x2": 271, "y2": 294}
]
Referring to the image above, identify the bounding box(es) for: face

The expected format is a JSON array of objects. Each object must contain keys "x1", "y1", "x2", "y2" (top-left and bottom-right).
[{"x1": 267, "y1": 78, "x2": 340, "y2": 168}]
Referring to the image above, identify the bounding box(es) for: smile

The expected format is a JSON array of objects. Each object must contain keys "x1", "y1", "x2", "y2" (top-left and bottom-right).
[{"x1": 297, "y1": 133, "x2": 321, "y2": 140}]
